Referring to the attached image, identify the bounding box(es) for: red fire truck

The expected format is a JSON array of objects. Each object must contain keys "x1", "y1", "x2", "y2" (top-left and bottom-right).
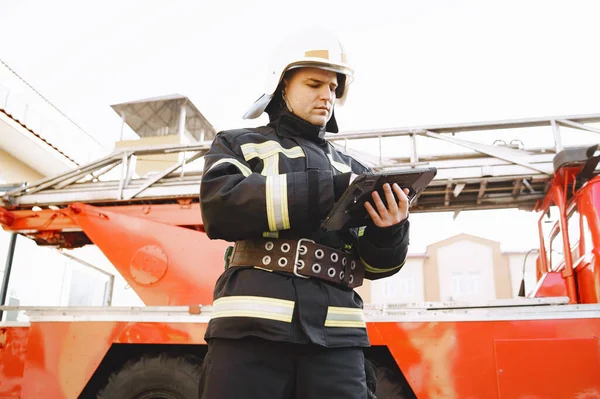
[{"x1": 1, "y1": 113, "x2": 600, "y2": 398}]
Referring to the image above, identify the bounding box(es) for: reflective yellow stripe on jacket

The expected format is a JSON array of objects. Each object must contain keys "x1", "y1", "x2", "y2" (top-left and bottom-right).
[
  {"x1": 241, "y1": 141, "x2": 305, "y2": 176},
  {"x1": 208, "y1": 158, "x2": 252, "y2": 177},
  {"x1": 324, "y1": 306, "x2": 366, "y2": 328},
  {"x1": 211, "y1": 297, "x2": 365, "y2": 328},
  {"x1": 327, "y1": 154, "x2": 352, "y2": 173},
  {"x1": 211, "y1": 296, "x2": 295, "y2": 323},
  {"x1": 360, "y1": 257, "x2": 406, "y2": 274},
  {"x1": 240, "y1": 141, "x2": 303, "y2": 232},
  {"x1": 265, "y1": 175, "x2": 290, "y2": 231}
]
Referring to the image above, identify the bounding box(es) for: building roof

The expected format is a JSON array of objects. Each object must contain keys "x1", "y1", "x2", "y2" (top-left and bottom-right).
[
  {"x1": 110, "y1": 94, "x2": 216, "y2": 141},
  {"x1": 0, "y1": 106, "x2": 77, "y2": 177}
]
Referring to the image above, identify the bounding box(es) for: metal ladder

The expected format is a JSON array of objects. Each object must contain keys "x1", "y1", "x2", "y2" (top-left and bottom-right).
[{"x1": 3, "y1": 113, "x2": 600, "y2": 213}]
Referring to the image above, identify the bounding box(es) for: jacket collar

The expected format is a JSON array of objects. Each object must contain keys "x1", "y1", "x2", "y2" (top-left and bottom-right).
[{"x1": 269, "y1": 111, "x2": 330, "y2": 144}]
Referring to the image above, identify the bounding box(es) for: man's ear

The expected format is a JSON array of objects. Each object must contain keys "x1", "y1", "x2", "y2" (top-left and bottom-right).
[{"x1": 282, "y1": 78, "x2": 289, "y2": 95}]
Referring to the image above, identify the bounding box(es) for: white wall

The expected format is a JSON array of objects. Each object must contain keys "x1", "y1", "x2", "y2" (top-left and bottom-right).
[
  {"x1": 370, "y1": 257, "x2": 425, "y2": 304},
  {"x1": 0, "y1": 147, "x2": 44, "y2": 183},
  {"x1": 437, "y1": 239, "x2": 496, "y2": 301},
  {"x1": 367, "y1": 244, "x2": 540, "y2": 304}
]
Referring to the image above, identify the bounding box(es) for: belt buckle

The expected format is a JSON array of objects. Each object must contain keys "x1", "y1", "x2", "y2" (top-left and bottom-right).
[{"x1": 293, "y1": 238, "x2": 314, "y2": 278}]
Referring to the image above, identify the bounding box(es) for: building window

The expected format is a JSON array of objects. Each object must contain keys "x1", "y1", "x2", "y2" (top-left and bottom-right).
[
  {"x1": 451, "y1": 271, "x2": 482, "y2": 298},
  {"x1": 383, "y1": 277, "x2": 416, "y2": 300},
  {"x1": 399, "y1": 278, "x2": 415, "y2": 298},
  {"x1": 385, "y1": 280, "x2": 399, "y2": 298}
]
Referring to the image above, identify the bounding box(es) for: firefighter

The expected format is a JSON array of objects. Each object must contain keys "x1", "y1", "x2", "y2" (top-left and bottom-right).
[{"x1": 199, "y1": 29, "x2": 410, "y2": 399}]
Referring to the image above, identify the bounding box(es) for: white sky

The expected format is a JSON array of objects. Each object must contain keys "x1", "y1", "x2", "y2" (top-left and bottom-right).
[{"x1": 1, "y1": 0, "x2": 599, "y2": 252}]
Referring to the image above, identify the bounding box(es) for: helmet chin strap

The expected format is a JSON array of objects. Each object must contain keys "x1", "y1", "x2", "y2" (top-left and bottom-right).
[{"x1": 325, "y1": 108, "x2": 339, "y2": 134}]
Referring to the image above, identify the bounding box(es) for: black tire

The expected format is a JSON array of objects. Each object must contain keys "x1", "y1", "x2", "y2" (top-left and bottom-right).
[
  {"x1": 97, "y1": 354, "x2": 202, "y2": 399},
  {"x1": 374, "y1": 365, "x2": 416, "y2": 399}
]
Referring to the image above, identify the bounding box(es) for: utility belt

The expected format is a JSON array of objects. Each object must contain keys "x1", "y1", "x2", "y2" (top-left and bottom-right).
[{"x1": 228, "y1": 238, "x2": 364, "y2": 289}]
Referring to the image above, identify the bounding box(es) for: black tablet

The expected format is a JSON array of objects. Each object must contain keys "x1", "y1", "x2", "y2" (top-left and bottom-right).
[{"x1": 320, "y1": 167, "x2": 437, "y2": 231}]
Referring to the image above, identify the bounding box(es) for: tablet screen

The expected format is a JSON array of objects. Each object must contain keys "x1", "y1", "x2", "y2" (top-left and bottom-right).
[{"x1": 320, "y1": 167, "x2": 437, "y2": 231}]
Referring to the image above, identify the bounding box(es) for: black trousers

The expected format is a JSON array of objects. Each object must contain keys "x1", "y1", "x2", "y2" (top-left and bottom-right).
[{"x1": 199, "y1": 337, "x2": 368, "y2": 399}]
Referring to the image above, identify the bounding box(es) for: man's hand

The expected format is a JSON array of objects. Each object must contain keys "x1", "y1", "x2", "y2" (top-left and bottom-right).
[{"x1": 364, "y1": 183, "x2": 410, "y2": 228}]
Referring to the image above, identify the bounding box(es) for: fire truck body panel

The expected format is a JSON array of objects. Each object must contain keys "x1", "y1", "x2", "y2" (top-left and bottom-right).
[{"x1": 2, "y1": 301, "x2": 600, "y2": 399}]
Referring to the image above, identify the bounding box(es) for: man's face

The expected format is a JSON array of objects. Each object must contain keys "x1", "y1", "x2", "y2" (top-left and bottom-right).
[{"x1": 283, "y1": 67, "x2": 338, "y2": 127}]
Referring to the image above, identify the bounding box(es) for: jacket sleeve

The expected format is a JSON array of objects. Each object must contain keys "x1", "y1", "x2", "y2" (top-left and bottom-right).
[
  {"x1": 200, "y1": 132, "x2": 335, "y2": 241},
  {"x1": 357, "y1": 219, "x2": 410, "y2": 280},
  {"x1": 338, "y1": 151, "x2": 410, "y2": 280}
]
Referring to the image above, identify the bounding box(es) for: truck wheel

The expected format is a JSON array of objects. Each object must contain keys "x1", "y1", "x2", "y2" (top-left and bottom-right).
[
  {"x1": 375, "y1": 365, "x2": 416, "y2": 399},
  {"x1": 97, "y1": 354, "x2": 202, "y2": 399}
]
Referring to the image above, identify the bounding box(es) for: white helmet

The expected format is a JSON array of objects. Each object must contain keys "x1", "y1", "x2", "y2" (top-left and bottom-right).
[{"x1": 243, "y1": 29, "x2": 354, "y2": 124}]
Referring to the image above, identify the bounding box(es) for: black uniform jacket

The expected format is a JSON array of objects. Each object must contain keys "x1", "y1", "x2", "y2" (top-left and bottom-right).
[{"x1": 200, "y1": 112, "x2": 410, "y2": 348}]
